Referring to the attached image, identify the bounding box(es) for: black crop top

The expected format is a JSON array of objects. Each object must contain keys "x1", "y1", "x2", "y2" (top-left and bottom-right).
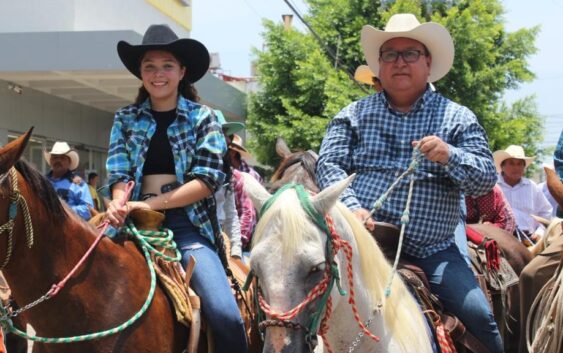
[{"x1": 143, "y1": 109, "x2": 176, "y2": 175}]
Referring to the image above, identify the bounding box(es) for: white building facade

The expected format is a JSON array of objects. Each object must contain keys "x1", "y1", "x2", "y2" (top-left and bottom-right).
[{"x1": 0, "y1": 0, "x2": 246, "y2": 182}]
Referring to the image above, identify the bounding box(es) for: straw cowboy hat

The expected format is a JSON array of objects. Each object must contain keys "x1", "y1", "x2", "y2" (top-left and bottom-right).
[
  {"x1": 493, "y1": 145, "x2": 535, "y2": 172},
  {"x1": 215, "y1": 110, "x2": 245, "y2": 136},
  {"x1": 43, "y1": 141, "x2": 80, "y2": 171},
  {"x1": 360, "y1": 13, "x2": 454, "y2": 83},
  {"x1": 117, "y1": 24, "x2": 210, "y2": 83},
  {"x1": 229, "y1": 134, "x2": 252, "y2": 160},
  {"x1": 354, "y1": 65, "x2": 377, "y2": 85}
]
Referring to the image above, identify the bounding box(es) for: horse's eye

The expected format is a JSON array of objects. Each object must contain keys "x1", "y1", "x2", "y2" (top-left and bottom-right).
[{"x1": 310, "y1": 262, "x2": 326, "y2": 273}]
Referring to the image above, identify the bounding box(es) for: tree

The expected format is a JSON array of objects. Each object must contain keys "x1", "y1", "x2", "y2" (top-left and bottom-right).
[
  {"x1": 247, "y1": 0, "x2": 542, "y2": 166},
  {"x1": 247, "y1": 20, "x2": 362, "y2": 165}
]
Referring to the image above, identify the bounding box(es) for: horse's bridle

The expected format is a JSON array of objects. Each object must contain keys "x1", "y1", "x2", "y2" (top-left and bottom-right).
[
  {"x1": 0, "y1": 167, "x2": 34, "y2": 269},
  {"x1": 248, "y1": 183, "x2": 347, "y2": 352}
]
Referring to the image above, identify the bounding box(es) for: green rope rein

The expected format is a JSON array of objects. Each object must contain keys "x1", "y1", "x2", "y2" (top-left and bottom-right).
[
  {"x1": 121, "y1": 221, "x2": 181, "y2": 262},
  {"x1": 0, "y1": 222, "x2": 179, "y2": 343}
]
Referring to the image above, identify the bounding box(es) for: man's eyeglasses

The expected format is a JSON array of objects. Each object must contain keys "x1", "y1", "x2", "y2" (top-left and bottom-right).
[{"x1": 379, "y1": 49, "x2": 427, "y2": 63}]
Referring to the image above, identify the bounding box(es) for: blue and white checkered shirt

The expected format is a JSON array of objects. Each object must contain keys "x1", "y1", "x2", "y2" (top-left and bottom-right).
[
  {"x1": 316, "y1": 88, "x2": 496, "y2": 258},
  {"x1": 106, "y1": 96, "x2": 226, "y2": 244}
]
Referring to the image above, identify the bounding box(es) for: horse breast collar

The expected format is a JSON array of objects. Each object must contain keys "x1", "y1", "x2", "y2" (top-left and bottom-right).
[{"x1": 0, "y1": 167, "x2": 34, "y2": 269}]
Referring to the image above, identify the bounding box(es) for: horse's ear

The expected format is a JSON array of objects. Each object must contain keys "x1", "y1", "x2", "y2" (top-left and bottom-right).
[
  {"x1": 241, "y1": 172, "x2": 271, "y2": 211},
  {"x1": 0, "y1": 127, "x2": 33, "y2": 175},
  {"x1": 311, "y1": 174, "x2": 356, "y2": 215},
  {"x1": 275, "y1": 137, "x2": 292, "y2": 159},
  {"x1": 531, "y1": 214, "x2": 551, "y2": 226}
]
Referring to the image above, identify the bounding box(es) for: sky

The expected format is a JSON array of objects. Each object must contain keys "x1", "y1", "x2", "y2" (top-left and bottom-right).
[{"x1": 191, "y1": 0, "x2": 563, "y2": 148}]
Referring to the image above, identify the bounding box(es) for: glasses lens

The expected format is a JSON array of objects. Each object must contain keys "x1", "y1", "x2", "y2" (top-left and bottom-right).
[
  {"x1": 380, "y1": 51, "x2": 398, "y2": 63},
  {"x1": 403, "y1": 50, "x2": 421, "y2": 63}
]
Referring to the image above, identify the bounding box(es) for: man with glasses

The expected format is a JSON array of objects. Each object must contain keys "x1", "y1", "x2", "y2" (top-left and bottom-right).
[{"x1": 316, "y1": 14, "x2": 502, "y2": 353}]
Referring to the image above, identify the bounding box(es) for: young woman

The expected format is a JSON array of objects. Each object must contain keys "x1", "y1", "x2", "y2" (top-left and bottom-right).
[{"x1": 104, "y1": 24, "x2": 248, "y2": 353}]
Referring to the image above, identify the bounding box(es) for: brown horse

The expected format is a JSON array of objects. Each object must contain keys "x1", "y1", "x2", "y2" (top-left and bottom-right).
[
  {"x1": 467, "y1": 223, "x2": 531, "y2": 353},
  {"x1": 269, "y1": 138, "x2": 319, "y2": 193},
  {"x1": 0, "y1": 131, "x2": 188, "y2": 353}
]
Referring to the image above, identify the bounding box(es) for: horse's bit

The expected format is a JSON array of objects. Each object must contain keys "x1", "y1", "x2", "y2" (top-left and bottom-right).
[{"x1": 0, "y1": 167, "x2": 34, "y2": 269}]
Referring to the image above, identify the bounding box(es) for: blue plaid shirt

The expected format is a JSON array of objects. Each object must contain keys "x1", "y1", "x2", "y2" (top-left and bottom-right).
[
  {"x1": 555, "y1": 129, "x2": 563, "y2": 180},
  {"x1": 106, "y1": 96, "x2": 226, "y2": 244},
  {"x1": 317, "y1": 88, "x2": 496, "y2": 258},
  {"x1": 555, "y1": 129, "x2": 563, "y2": 217}
]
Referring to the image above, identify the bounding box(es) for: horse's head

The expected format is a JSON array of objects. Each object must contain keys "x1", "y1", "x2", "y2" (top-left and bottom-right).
[
  {"x1": 0, "y1": 128, "x2": 68, "y2": 270},
  {"x1": 529, "y1": 215, "x2": 563, "y2": 256},
  {"x1": 0, "y1": 129, "x2": 34, "y2": 268},
  {"x1": 244, "y1": 172, "x2": 354, "y2": 353},
  {"x1": 0, "y1": 128, "x2": 32, "y2": 176},
  {"x1": 270, "y1": 137, "x2": 319, "y2": 194}
]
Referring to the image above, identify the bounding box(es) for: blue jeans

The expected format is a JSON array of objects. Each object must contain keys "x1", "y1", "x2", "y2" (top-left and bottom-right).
[
  {"x1": 164, "y1": 209, "x2": 249, "y2": 353},
  {"x1": 405, "y1": 245, "x2": 503, "y2": 353},
  {"x1": 454, "y1": 195, "x2": 471, "y2": 266},
  {"x1": 453, "y1": 221, "x2": 470, "y2": 266}
]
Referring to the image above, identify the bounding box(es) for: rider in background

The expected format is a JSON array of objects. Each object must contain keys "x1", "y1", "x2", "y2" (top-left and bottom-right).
[
  {"x1": 104, "y1": 24, "x2": 248, "y2": 353},
  {"x1": 465, "y1": 184, "x2": 517, "y2": 233},
  {"x1": 493, "y1": 145, "x2": 553, "y2": 242},
  {"x1": 316, "y1": 14, "x2": 503, "y2": 353},
  {"x1": 214, "y1": 110, "x2": 245, "y2": 259},
  {"x1": 44, "y1": 141, "x2": 94, "y2": 220},
  {"x1": 228, "y1": 134, "x2": 263, "y2": 184}
]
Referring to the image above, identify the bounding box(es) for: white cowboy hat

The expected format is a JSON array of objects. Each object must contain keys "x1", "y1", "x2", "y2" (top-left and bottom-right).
[
  {"x1": 43, "y1": 141, "x2": 80, "y2": 171},
  {"x1": 492, "y1": 145, "x2": 535, "y2": 172},
  {"x1": 354, "y1": 65, "x2": 377, "y2": 85},
  {"x1": 360, "y1": 13, "x2": 454, "y2": 83}
]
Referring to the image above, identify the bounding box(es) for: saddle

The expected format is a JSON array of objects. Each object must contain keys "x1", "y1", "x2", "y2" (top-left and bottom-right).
[
  {"x1": 95, "y1": 209, "x2": 260, "y2": 353},
  {"x1": 371, "y1": 223, "x2": 491, "y2": 353}
]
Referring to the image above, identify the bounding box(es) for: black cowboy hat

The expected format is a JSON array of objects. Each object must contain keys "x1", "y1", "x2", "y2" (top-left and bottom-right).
[{"x1": 117, "y1": 24, "x2": 210, "y2": 83}]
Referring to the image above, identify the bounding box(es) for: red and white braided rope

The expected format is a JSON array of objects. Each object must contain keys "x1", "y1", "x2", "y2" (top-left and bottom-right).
[{"x1": 258, "y1": 215, "x2": 381, "y2": 353}]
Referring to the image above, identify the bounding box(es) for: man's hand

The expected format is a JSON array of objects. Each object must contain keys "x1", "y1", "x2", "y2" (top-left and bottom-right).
[
  {"x1": 413, "y1": 136, "x2": 449, "y2": 165},
  {"x1": 353, "y1": 208, "x2": 375, "y2": 232}
]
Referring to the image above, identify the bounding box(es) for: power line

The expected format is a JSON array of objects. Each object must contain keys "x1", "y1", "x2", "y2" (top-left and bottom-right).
[
  {"x1": 238, "y1": 0, "x2": 263, "y2": 19},
  {"x1": 281, "y1": 0, "x2": 369, "y2": 94}
]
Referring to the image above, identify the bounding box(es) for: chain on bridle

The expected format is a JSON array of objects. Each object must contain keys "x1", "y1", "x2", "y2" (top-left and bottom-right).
[{"x1": 0, "y1": 167, "x2": 34, "y2": 269}]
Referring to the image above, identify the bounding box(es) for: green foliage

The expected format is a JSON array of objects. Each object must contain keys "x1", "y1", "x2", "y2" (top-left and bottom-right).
[
  {"x1": 247, "y1": 0, "x2": 542, "y2": 167},
  {"x1": 247, "y1": 20, "x2": 362, "y2": 165}
]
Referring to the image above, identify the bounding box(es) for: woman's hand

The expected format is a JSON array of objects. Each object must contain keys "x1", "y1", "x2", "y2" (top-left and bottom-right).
[{"x1": 105, "y1": 199, "x2": 129, "y2": 227}]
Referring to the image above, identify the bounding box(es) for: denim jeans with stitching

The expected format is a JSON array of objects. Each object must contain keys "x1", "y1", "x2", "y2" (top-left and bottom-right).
[
  {"x1": 405, "y1": 244, "x2": 504, "y2": 353},
  {"x1": 164, "y1": 209, "x2": 249, "y2": 353}
]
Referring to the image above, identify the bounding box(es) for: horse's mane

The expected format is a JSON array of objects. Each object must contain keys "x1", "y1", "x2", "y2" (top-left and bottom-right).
[
  {"x1": 252, "y1": 189, "x2": 431, "y2": 351},
  {"x1": 11, "y1": 160, "x2": 68, "y2": 221}
]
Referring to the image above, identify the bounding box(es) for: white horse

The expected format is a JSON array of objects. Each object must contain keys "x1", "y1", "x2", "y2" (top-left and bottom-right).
[{"x1": 243, "y1": 174, "x2": 433, "y2": 353}]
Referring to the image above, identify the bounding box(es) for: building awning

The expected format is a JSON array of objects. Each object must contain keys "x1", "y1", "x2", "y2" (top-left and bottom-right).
[{"x1": 0, "y1": 30, "x2": 246, "y2": 120}]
